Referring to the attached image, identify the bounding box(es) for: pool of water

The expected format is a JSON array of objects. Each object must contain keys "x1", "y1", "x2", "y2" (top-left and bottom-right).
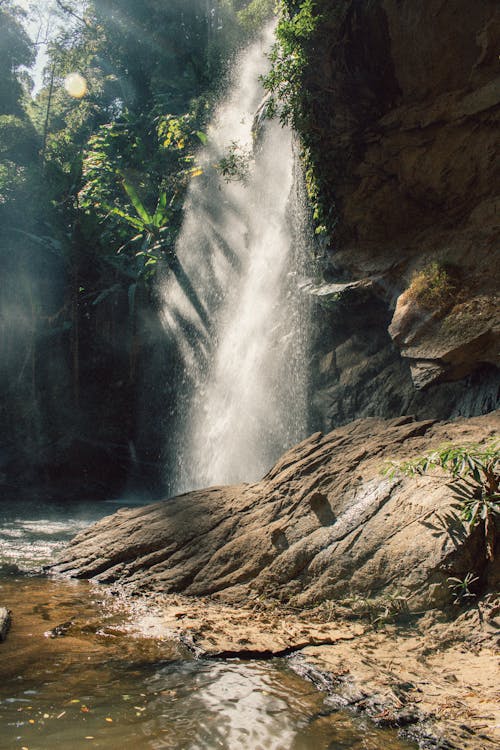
[
  {"x1": 0, "y1": 497, "x2": 144, "y2": 574},
  {"x1": 0, "y1": 500, "x2": 417, "y2": 750}
]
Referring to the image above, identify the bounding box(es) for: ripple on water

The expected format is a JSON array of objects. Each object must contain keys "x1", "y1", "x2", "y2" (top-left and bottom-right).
[
  {"x1": 0, "y1": 575, "x2": 418, "y2": 750},
  {"x1": 0, "y1": 499, "x2": 128, "y2": 573},
  {"x1": 0, "y1": 497, "x2": 417, "y2": 750}
]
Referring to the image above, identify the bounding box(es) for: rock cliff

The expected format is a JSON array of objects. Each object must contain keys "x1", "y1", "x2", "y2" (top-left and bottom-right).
[{"x1": 298, "y1": 0, "x2": 499, "y2": 429}]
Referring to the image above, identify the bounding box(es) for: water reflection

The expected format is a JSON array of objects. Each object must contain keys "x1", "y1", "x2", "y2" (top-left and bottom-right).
[
  {"x1": 0, "y1": 497, "x2": 145, "y2": 573},
  {"x1": 0, "y1": 500, "x2": 416, "y2": 750},
  {"x1": 0, "y1": 575, "x2": 416, "y2": 750}
]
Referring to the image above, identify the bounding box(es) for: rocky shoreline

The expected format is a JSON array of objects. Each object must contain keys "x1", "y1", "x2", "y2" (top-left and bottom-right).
[
  {"x1": 49, "y1": 413, "x2": 499, "y2": 748},
  {"x1": 80, "y1": 587, "x2": 498, "y2": 750}
]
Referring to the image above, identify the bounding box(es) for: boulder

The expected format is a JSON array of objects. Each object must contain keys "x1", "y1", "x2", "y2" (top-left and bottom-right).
[
  {"x1": 52, "y1": 413, "x2": 499, "y2": 611},
  {"x1": 389, "y1": 293, "x2": 500, "y2": 388}
]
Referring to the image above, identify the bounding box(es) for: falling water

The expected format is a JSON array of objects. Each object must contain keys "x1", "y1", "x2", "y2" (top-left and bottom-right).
[{"x1": 161, "y1": 25, "x2": 310, "y2": 492}]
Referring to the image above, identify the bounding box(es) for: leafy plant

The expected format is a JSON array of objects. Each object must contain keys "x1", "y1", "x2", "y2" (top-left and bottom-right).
[
  {"x1": 263, "y1": 0, "x2": 320, "y2": 128},
  {"x1": 262, "y1": 2, "x2": 335, "y2": 237},
  {"x1": 404, "y1": 262, "x2": 455, "y2": 311},
  {"x1": 386, "y1": 442, "x2": 499, "y2": 561},
  {"x1": 341, "y1": 593, "x2": 410, "y2": 629},
  {"x1": 216, "y1": 141, "x2": 252, "y2": 183},
  {"x1": 78, "y1": 108, "x2": 208, "y2": 285},
  {"x1": 100, "y1": 174, "x2": 208, "y2": 330},
  {"x1": 447, "y1": 573, "x2": 479, "y2": 605}
]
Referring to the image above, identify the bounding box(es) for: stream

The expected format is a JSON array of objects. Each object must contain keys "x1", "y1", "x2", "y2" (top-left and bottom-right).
[{"x1": 0, "y1": 498, "x2": 418, "y2": 750}]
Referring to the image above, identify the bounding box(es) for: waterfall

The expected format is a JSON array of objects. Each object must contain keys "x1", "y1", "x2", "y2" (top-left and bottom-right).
[{"x1": 160, "y1": 25, "x2": 310, "y2": 492}]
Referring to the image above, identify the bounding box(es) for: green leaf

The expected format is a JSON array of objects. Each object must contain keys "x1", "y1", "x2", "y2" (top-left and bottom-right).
[
  {"x1": 107, "y1": 206, "x2": 144, "y2": 232},
  {"x1": 196, "y1": 131, "x2": 208, "y2": 145},
  {"x1": 152, "y1": 191, "x2": 168, "y2": 227},
  {"x1": 121, "y1": 176, "x2": 152, "y2": 225}
]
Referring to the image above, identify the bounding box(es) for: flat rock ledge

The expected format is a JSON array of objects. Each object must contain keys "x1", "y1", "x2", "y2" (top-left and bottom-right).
[{"x1": 143, "y1": 590, "x2": 498, "y2": 747}]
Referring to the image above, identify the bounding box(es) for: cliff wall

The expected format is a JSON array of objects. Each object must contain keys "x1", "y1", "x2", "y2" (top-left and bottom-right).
[{"x1": 298, "y1": 0, "x2": 499, "y2": 430}]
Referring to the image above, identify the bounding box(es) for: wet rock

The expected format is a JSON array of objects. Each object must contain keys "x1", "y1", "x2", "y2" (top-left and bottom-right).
[
  {"x1": 52, "y1": 413, "x2": 499, "y2": 611},
  {"x1": 45, "y1": 620, "x2": 74, "y2": 638},
  {"x1": 0, "y1": 607, "x2": 11, "y2": 642}
]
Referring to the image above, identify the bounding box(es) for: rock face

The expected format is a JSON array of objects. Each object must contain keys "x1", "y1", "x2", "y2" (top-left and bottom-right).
[
  {"x1": 300, "y1": 0, "x2": 500, "y2": 429},
  {"x1": 388, "y1": 293, "x2": 500, "y2": 390},
  {"x1": 53, "y1": 413, "x2": 499, "y2": 610}
]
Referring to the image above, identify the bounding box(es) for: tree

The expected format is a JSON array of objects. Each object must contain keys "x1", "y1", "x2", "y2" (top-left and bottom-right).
[
  {"x1": 0, "y1": 0, "x2": 276, "y2": 496},
  {"x1": 0, "y1": 0, "x2": 35, "y2": 115}
]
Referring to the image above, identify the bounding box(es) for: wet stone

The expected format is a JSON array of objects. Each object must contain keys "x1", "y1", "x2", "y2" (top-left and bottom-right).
[{"x1": 0, "y1": 606, "x2": 11, "y2": 641}]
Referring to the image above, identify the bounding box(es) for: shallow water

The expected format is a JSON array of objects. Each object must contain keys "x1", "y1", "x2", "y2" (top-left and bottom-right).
[
  {"x1": 0, "y1": 501, "x2": 417, "y2": 750},
  {"x1": 0, "y1": 497, "x2": 140, "y2": 574}
]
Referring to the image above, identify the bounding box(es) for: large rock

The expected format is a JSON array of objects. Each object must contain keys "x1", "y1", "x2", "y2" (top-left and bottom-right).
[
  {"x1": 52, "y1": 413, "x2": 499, "y2": 611},
  {"x1": 388, "y1": 294, "x2": 500, "y2": 389}
]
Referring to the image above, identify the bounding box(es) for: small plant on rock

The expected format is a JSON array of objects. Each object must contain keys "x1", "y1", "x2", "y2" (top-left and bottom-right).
[
  {"x1": 447, "y1": 573, "x2": 479, "y2": 605},
  {"x1": 404, "y1": 261, "x2": 455, "y2": 311},
  {"x1": 341, "y1": 593, "x2": 410, "y2": 628},
  {"x1": 386, "y1": 442, "x2": 499, "y2": 561}
]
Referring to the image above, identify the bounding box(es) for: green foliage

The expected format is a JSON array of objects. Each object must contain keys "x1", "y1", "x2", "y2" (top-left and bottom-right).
[
  {"x1": 0, "y1": 117, "x2": 43, "y2": 230},
  {"x1": 404, "y1": 262, "x2": 455, "y2": 311},
  {"x1": 0, "y1": 1, "x2": 35, "y2": 115},
  {"x1": 109, "y1": 177, "x2": 171, "y2": 281},
  {"x1": 262, "y1": 1, "x2": 334, "y2": 237},
  {"x1": 341, "y1": 592, "x2": 410, "y2": 629},
  {"x1": 78, "y1": 106, "x2": 207, "y2": 283},
  {"x1": 447, "y1": 572, "x2": 479, "y2": 606},
  {"x1": 304, "y1": 157, "x2": 328, "y2": 235},
  {"x1": 237, "y1": 0, "x2": 275, "y2": 34},
  {"x1": 263, "y1": 0, "x2": 320, "y2": 127},
  {"x1": 0, "y1": 115, "x2": 38, "y2": 163},
  {"x1": 0, "y1": 4, "x2": 42, "y2": 224},
  {"x1": 216, "y1": 140, "x2": 252, "y2": 182},
  {"x1": 386, "y1": 442, "x2": 499, "y2": 561}
]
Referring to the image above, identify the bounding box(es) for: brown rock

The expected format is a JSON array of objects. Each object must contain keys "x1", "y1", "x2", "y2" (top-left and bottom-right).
[
  {"x1": 52, "y1": 413, "x2": 499, "y2": 611},
  {"x1": 0, "y1": 607, "x2": 11, "y2": 642},
  {"x1": 388, "y1": 293, "x2": 500, "y2": 388}
]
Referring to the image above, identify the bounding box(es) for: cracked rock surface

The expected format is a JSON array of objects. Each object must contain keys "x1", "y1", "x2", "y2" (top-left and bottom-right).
[{"x1": 52, "y1": 413, "x2": 499, "y2": 610}]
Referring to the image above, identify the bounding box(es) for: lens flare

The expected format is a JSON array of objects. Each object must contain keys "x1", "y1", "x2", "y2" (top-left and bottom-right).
[{"x1": 64, "y1": 72, "x2": 88, "y2": 99}]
